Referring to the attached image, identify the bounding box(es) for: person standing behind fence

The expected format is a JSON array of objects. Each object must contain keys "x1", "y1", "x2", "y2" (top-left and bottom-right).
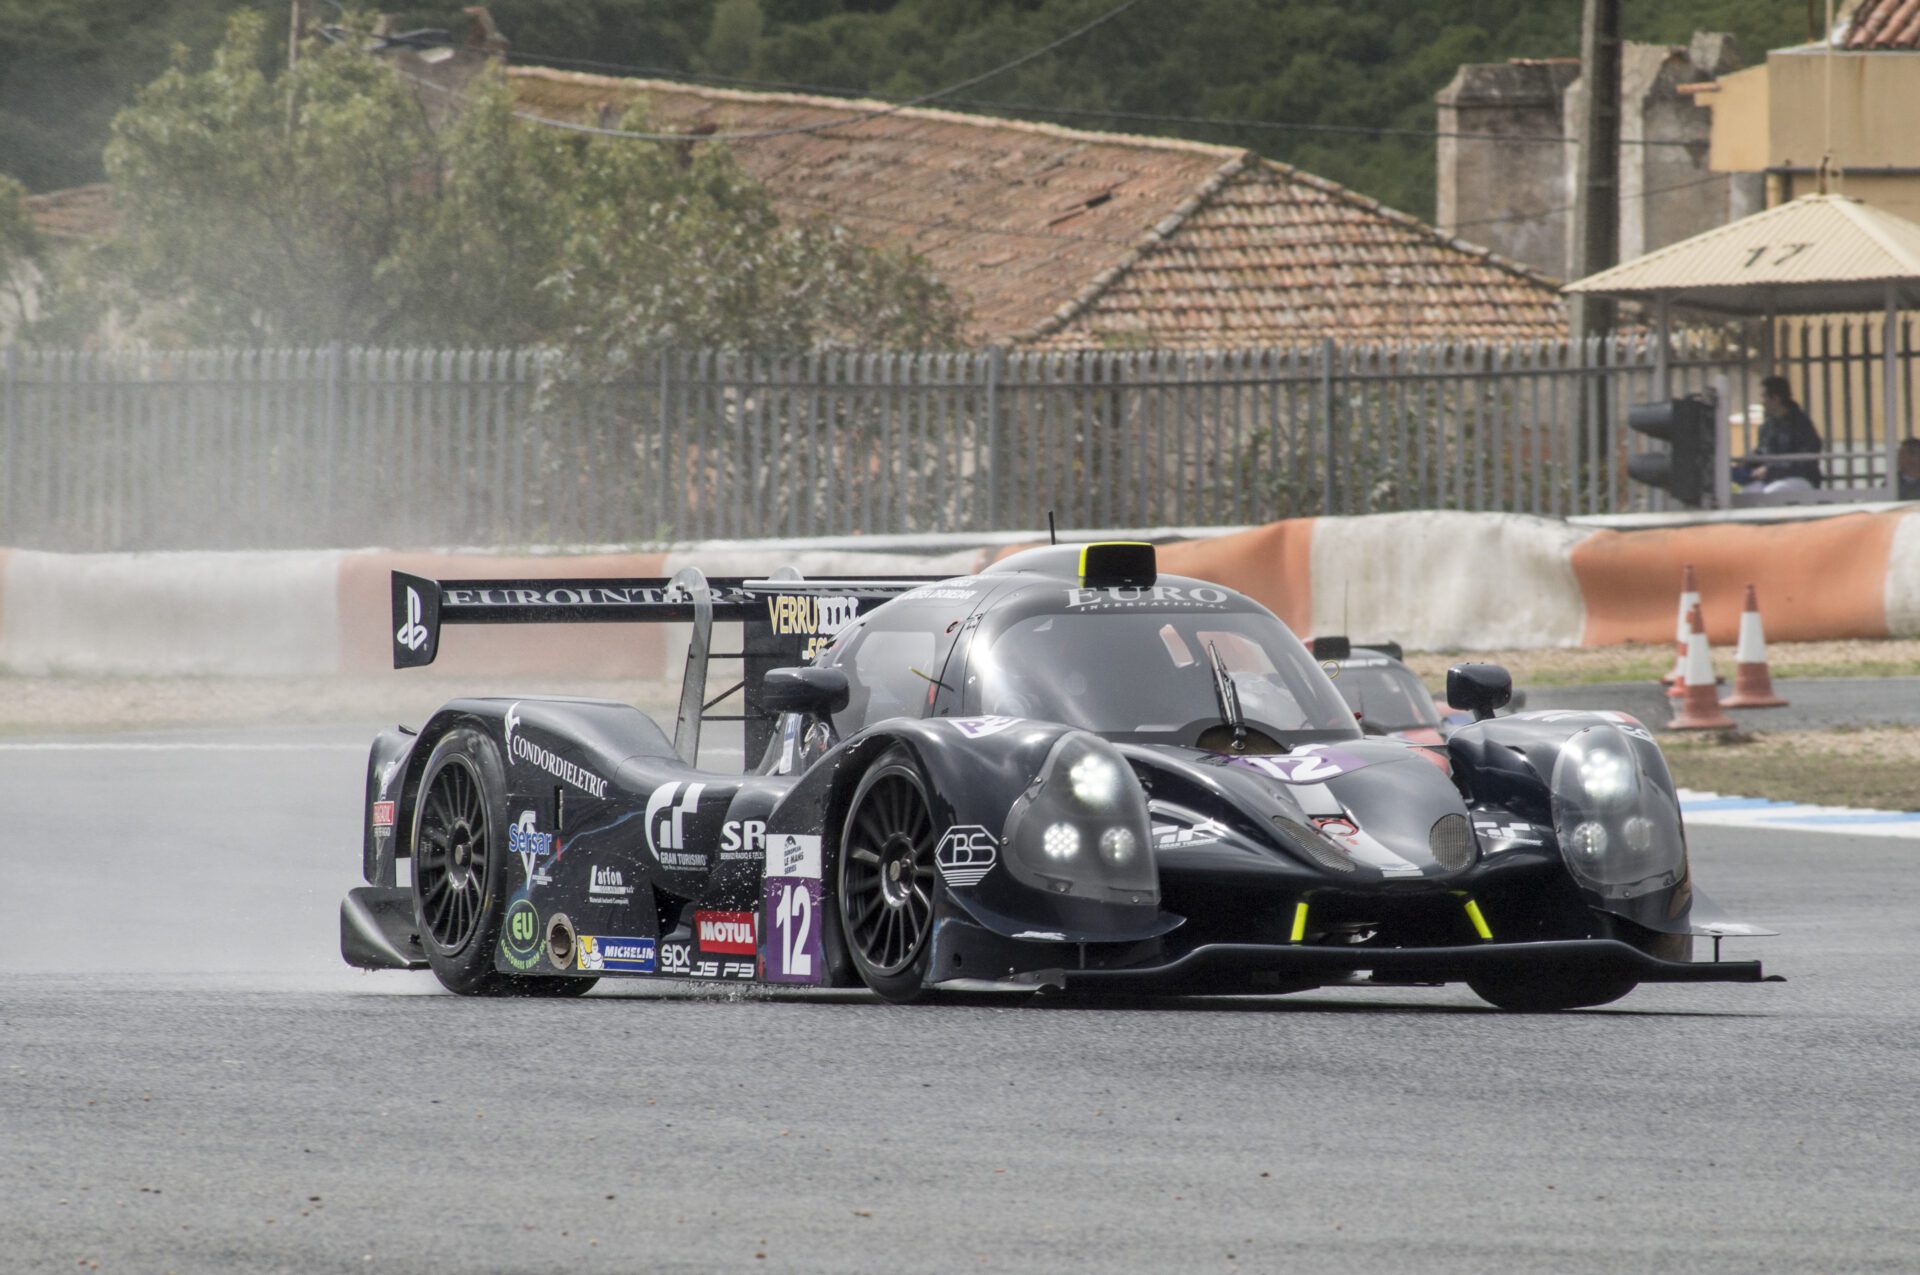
[
  {"x1": 1899, "y1": 438, "x2": 1920, "y2": 500},
  {"x1": 1735, "y1": 376, "x2": 1824, "y2": 494}
]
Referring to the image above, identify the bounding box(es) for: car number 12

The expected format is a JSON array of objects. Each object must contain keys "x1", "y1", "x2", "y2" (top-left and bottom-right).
[
  {"x1": 763, "y1": 875, "x2": 823, "y2": 984},
  {"x1": 776, "y1": 882, "x2": 813, "y2": 977}
]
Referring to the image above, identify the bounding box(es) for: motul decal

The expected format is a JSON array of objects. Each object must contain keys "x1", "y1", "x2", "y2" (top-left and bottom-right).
[{"x1": 695, "y1": 909, "x2": 756, "y2": 954}]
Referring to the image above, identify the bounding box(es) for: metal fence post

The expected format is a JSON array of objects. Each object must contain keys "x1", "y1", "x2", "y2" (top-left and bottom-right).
[
  {"x1": 984, "y1": 345, "x2": 1004, "y2": 531},
  {"x1": 1318, "y1": 337, "x2": 1337, "y2": 516},
  {"x1": 1, "y1": 345, "x2": 14, "y2": 544}
]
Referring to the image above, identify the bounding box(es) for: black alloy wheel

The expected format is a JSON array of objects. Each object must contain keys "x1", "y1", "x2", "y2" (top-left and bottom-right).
[
  {"x1": 416, "y1": 753, "x2": 488, "y2": 955},
  {"x1": 412, "y1": 726, "x2": 595, "y2": 998},
  {"x1": 838, "y1": 749, "x2": 941, "y2": 1002}
]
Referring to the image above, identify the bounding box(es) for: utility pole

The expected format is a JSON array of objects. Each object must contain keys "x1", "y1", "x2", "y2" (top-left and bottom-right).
[{"x1": 1570, "y1": 0, "x2": 1621, "y2": 345}]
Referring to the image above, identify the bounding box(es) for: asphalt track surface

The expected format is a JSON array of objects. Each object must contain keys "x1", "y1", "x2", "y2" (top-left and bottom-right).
[{"x1": 3, "y1": 723, "x2": 1918, "y2": 1274}]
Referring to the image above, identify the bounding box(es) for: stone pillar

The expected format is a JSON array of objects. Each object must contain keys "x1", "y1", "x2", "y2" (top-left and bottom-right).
[{"x1": 1434, "y1": 60, "x2": 1581, "y2": 279}]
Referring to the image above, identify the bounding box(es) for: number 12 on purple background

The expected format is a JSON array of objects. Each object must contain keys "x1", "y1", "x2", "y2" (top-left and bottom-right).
[{"x1": 763, "y1": 876, "x2": 823, "y2": 984}]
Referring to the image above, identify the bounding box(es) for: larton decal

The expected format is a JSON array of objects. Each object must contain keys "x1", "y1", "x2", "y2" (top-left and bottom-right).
[
  {"x1": 696, "y1": 910, "x2": 757, "y2": 954},
  {"x1": 935, "y1": 826, "x2": 998, "y2": 886},
  {"x1": 644, "y1": 781, "x2": 707, "y2": 866},
  {"x1": 502, "y1": 703, "x2": 608, "y2": 798},
  {"x1": 395, "y1": 587, "x2": 429, "y2": 652},
  {"x1": 588, "y1": 864, "x2": 634, "y2": 903},
  {"x1": 1065, "y1": 585, "x2": 1229, "y2": 610}
]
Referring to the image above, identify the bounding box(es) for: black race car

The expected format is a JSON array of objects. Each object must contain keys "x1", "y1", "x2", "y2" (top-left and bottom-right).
[{"x1": 342, "y1": 542, "x2": 1775, "y2": 1010}]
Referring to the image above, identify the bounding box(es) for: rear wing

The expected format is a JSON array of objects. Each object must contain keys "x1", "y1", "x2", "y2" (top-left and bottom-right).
[{"x1": 391, "y1": 568, "x2": 939, "y2": 764}]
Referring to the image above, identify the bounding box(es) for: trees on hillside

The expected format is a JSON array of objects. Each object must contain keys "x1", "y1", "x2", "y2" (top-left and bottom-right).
[{"x1": 83, "y1": 11, "x2": 961, "y2": 356}]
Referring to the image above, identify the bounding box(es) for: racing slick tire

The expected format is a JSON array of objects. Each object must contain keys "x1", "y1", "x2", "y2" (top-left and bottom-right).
[
  {"x1": 834, "y1": 747, "x2": 943, "y2": 1004},
  {"x1": 1467, "y1": 971, "x2": 1637, "y2": 1012},
  {"x1": 411, "y1": 727, "x2": 597, "y2": 998}
]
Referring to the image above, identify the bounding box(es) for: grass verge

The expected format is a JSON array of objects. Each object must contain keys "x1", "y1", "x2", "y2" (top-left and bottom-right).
[{"x1": 1659, "y1": 726, "x2": 1920, "y2": 812}]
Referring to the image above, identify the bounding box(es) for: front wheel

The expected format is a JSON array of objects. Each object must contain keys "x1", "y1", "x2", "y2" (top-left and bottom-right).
[
  {"x1": 411, "y1": 726, "x2": 597, "y2": 998},
  {"x1": 836, "y1": 748, "x2": 941, "y2": 1004},
  {"x1": 1468, "y1": 971, "x2": 1637, "y2": 1012}
]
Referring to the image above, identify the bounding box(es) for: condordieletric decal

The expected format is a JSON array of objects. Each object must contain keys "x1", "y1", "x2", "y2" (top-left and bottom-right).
[
  {"x1": 500, "y1": 898, "x2": 542, "y2": 971},
  {"x1": 503, "y1": 703, "x2": 609, "y2": 798},
  {"x1": 935, "y1": 825, "x2": 997, "y2": 886}
]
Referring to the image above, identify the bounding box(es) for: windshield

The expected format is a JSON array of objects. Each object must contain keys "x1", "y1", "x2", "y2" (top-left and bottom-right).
[
  {"x1": 964, "y1": 608, "x2": 1359, "y2": 742},
  {"x1": 1333, "y1": 662, "x2": 1442, "y2": 732}
]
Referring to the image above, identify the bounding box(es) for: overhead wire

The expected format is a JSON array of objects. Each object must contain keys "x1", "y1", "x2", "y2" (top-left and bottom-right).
[
  {"x1": 498, "y1": 46, "x2": 1703, "y2": 150},
  {"x1": 394, "y1": 0, "x2": 1157, "y2": 144}
]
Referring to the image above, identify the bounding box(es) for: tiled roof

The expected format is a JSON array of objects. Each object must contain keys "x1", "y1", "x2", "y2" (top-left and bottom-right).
[
  {"x1": 1032, "y1": 161, "x2": 1567, "y2": 348},
  {"x1": 505, "y1": 68, "x2": 1565, "y2": 348},
  {"x1": 1843, "y1": 0, "x2": 1920, "y2": 48},
  {"x1": 22, "y1": 183, "x2": 118, "y2": 242}
]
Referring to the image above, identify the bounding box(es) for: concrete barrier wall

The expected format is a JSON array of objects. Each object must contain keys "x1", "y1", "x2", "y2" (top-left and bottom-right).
[{"x1": 4, "y1": 510, "x2": 1915, "y2": 675}]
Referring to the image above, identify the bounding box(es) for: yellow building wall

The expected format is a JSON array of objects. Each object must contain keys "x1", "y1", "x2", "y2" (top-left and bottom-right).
[
  {"x1": 1704, "y1": 65, "x2": 1770, "y2": 172},
  {"x1": 1765, "y1": 52, "x2": 1920, "y2": 169}
]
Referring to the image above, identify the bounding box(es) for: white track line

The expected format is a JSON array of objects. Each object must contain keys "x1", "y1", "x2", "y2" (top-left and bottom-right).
[{"x1": 1679, "y1": 788, "x2": 1920, "y2": 840}]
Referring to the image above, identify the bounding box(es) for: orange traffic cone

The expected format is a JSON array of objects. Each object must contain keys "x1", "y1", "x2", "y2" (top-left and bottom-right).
[
  {"x1": 1669, "y1": 604, "x2": 1737, "y2": 730},
  {"x1": 1721, "y1": 584, "x2": 1788, "y2": 708},
  {"x1": 1662, "y1": 563, "x2": 1700, "y2": 693}
]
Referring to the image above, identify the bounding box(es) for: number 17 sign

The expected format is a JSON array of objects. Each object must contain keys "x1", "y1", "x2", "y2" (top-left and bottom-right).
[{"x1": 762, "y1": 876, "x2": 823, "y2": 984}]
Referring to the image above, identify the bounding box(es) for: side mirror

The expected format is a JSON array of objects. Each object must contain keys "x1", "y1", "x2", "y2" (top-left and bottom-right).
[
  {"x1": 761, "y1": 666, "x2": 850, "y2": 716},
  {"x1": 1310, "y1": 635, "x2": 1352, "y2": 661},
  {"x1": 1446, "y1": 664, "x2": 1512, "y2": 723}
]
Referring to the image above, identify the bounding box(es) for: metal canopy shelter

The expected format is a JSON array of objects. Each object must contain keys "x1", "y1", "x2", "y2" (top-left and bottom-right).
[{"x1": 1565, "y1": 193, "x2": 1920, "y2": 501}]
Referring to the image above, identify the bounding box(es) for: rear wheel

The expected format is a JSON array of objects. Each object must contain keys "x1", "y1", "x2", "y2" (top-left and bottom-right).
[
  {"x1": 412, "y1": 727, "x2": 597, "y2": 998},
  {"x1": 836, "y1": 748, "x2": 940, "y2": 1004},
  {"x1": 1468, "y1": 971, "x2": 1637, "y2": 1012}
]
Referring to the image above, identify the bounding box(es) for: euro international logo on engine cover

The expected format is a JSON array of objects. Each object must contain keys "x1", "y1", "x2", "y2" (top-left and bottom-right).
[
  {"x1": 576, "y1": 935, "x2": 656, "y2": 973},
  {"x1": 696, "y1": 910, "x2": 756, "y2": 954}
]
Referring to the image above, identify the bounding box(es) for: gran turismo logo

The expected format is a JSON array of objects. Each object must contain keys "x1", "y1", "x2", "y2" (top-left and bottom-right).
[
  {"x1": 644, "y1": 781, "x2": 706, "y2": 860},
  {"x1": 396, "y1": 587, "x2": 429, "y2": 652}
]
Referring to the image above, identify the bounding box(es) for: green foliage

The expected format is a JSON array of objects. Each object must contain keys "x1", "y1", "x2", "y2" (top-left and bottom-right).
[
  {"x1": 2, "y1": 0, "x2": 1813, "y2": 221},
  {"x1": 91, "y1": 12, "x2": 962, "y2": 354}
]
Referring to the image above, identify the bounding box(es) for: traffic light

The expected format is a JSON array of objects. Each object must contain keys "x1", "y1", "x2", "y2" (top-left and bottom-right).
[{"x1": 1627, "y1": 395, "x2": 1716, "y2": 508}]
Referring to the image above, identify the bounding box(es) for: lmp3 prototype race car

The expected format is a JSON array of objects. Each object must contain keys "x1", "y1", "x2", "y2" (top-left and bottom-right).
[{"x1": 341, "y1": 541, "x2": 1775, "y2": 1011}]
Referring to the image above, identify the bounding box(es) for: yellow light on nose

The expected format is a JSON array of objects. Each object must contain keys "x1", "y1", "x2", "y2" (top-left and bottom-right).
[
  {"x1": 1289, "y1": 901, "x2": 1309, "y2": 943},
  {"x1": 1463, "y1": 898, "x2": 1493, "y2": 941}
]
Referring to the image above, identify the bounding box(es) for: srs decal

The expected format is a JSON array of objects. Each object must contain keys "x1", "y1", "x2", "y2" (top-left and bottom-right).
[
  {"x1": 577, "y1": 935, "x2": 656, "y2": 973},
  {"x1": 720, "y1": 819, "x2": 766, "y2": 862}
]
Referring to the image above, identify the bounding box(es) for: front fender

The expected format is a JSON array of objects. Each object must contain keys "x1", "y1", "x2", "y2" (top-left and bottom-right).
[{"x1": 768, "y1": 716, "x2": 1174, "y2": 944}]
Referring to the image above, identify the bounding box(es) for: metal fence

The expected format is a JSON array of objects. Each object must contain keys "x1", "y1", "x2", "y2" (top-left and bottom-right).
[{"x1": 0, "y1": 325, "x2": 1907, "y2": 552}]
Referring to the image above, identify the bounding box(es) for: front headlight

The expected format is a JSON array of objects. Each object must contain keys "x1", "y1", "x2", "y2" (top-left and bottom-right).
[
  {"x1": 1000, "y1": 733, "x2": 1156, "y2": 904},
  {"x1": 1550, "y1": 725, "x2": 1686, "y2": 898}
]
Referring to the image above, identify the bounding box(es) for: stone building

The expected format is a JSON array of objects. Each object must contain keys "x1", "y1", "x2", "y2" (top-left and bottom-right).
[{"x1": 1435, "y1": 34, "x2": 1764, "y2": 281}]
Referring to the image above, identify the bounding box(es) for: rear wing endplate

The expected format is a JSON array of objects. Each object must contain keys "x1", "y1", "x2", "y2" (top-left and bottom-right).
[{"x1": 390, "y1": 568, "x2": 939, "y2": 762}]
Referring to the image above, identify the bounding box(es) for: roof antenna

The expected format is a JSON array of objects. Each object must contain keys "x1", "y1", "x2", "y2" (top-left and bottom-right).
[{"x1": 1047, "y1": 511, "x2": 1057, "y2": 546}]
